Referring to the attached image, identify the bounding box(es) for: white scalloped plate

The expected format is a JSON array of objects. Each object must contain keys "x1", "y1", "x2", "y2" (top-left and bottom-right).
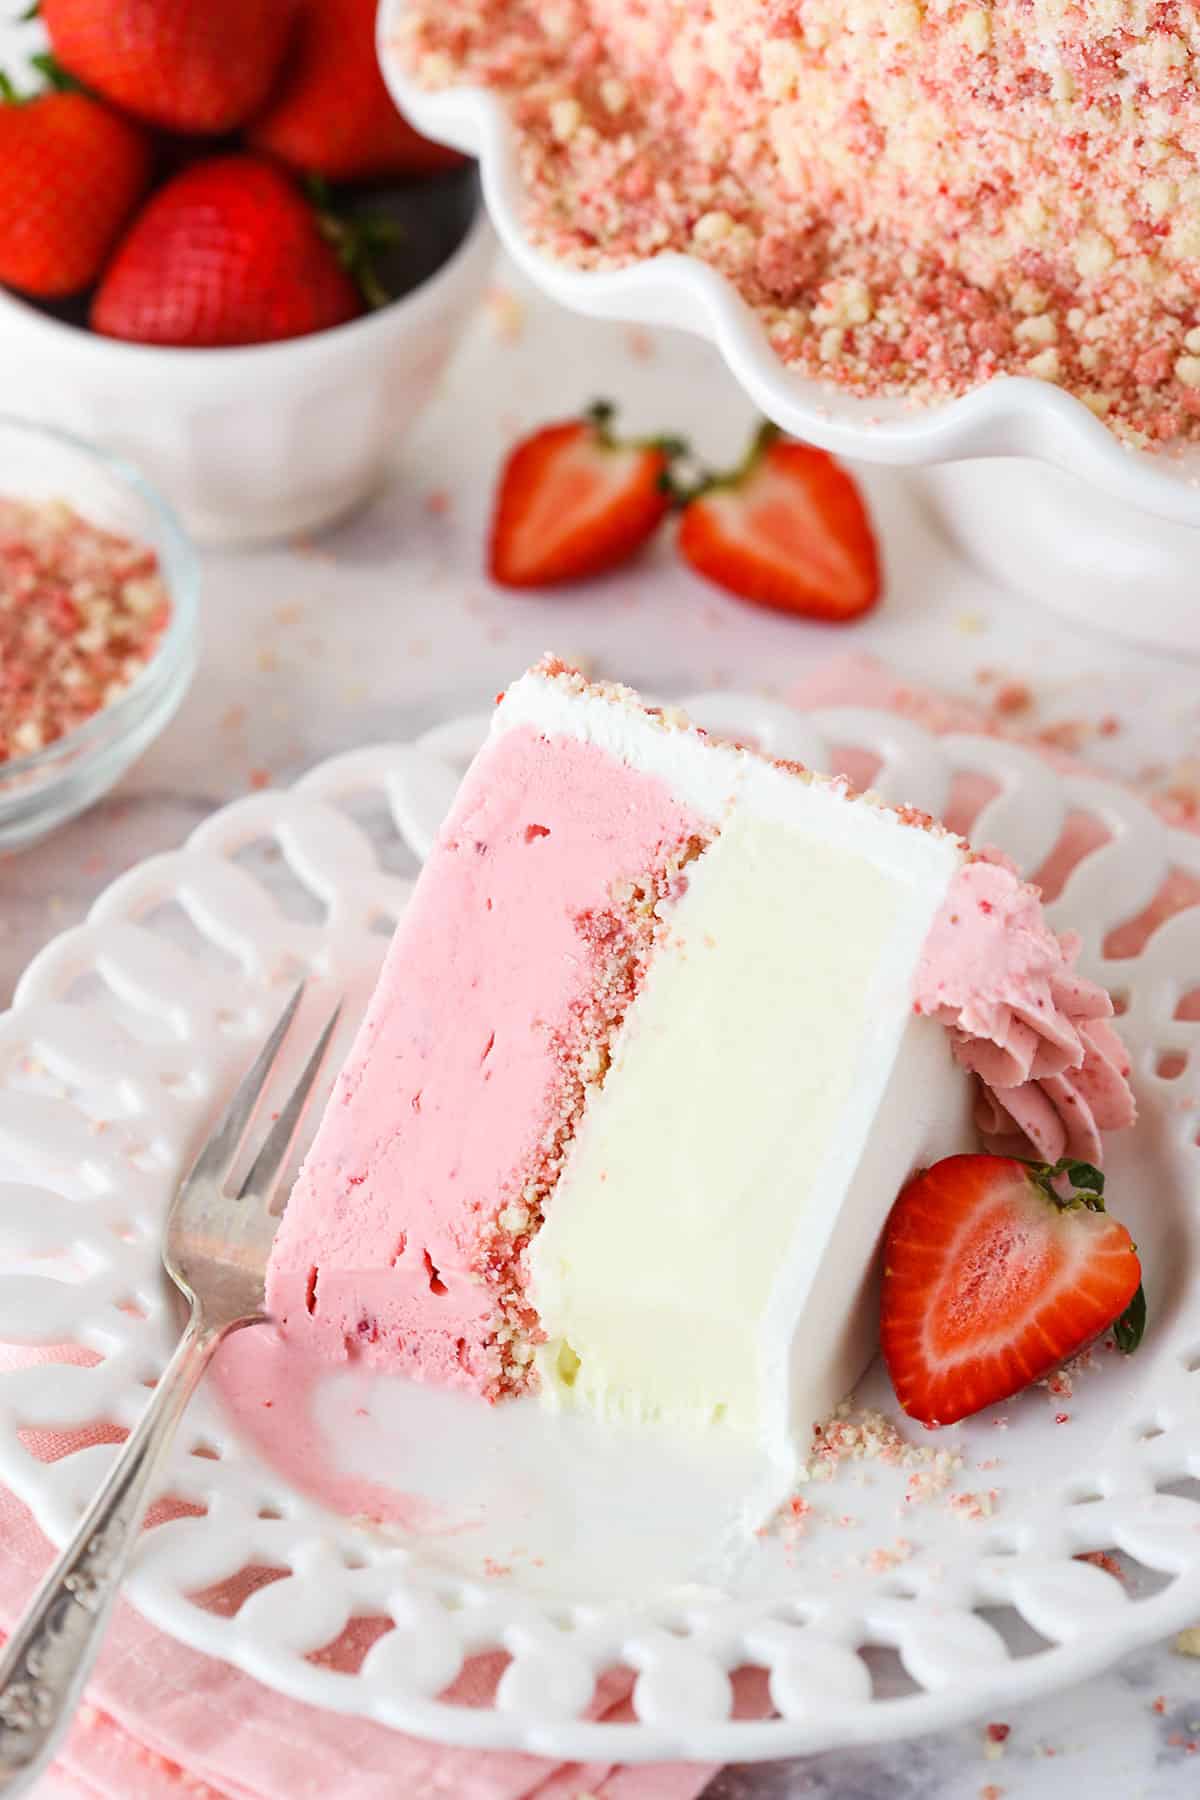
[
  {"x1": 375, "y1": 0, "x2": 1200, "y2": 532},
  {"x1": 1, "y1": 697, "x2": 1200, "y2": 1763}
]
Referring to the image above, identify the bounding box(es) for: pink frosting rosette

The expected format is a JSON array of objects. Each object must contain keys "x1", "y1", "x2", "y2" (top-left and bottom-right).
[{"x1": 914, "y1": 855, "x2": 1136, "y2": 1165}]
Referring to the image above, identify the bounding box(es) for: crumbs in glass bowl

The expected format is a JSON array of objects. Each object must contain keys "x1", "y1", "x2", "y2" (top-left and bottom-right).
[{"x1": 0, "y1": 497, "x2": 170, "y2": 764}]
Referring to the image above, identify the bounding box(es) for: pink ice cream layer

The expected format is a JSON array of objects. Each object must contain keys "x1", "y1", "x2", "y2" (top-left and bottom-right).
[
  {"x1": 914, "y1": 856, "x2": 1136, "y2": 1166},
  {"x1": 265, "y1": 722, "x2": 703, "y2": 1399}
]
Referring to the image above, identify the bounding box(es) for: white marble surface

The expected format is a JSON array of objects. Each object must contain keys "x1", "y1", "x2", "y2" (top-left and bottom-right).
[{"x1": 6, "y1": 264, "x2": 1200, "y2": 1798}]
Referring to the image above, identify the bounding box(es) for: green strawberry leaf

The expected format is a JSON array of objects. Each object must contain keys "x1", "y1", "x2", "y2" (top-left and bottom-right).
[
  {"x1": 1055, "y1": 1158, "x2": 1105, "y2": 1197},
  {"x1": 28, "y1": 50, "x2": 78, "y2": 92},
  {"x1": 0, "y1": 48, "x2": 79, "y2": 101},
  {"x1": 305, "y1": 174, "x2": 400, "y2": 311},
  {"x1": 1113, "y1": 1281, "x2": 1147, "y2": 1354},
  {"x1": 1029, "y1": 1156, "x2": 1108, "y2": 1212}
]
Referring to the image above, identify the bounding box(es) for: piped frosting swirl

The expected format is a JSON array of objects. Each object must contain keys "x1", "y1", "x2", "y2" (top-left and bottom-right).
[{"x1": 914, "y1": 856, "x2": 1136, "y2": 1165}]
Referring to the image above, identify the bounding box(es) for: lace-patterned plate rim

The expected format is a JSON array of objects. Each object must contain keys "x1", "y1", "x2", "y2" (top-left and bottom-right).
[
  {"x1": 0, "y1": 694, "x2": 1197, "y2": 1763},
  {"x1": 374, "y1": 0, "x2": 1200, "y2": 532}
]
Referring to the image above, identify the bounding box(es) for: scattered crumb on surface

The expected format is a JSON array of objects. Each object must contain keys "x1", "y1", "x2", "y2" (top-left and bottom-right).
[
  {"x1": 1175, "y1": 1627, "x2": 1200, "y2": 1657},
  {"x1": 288, "y1": 535, "x2": 335, "y2": 563},
  {"x1": 803, "y1": 1404, "x2": 961, "y2": 1483},
  {"x1": 991, "y1": 681, "x2": 1033, "y2": 717},
  {"x1": 1075, "y1": 1550, "x2": 1126, "y2": 1584},
  {"x1": 1036, "y1": 720, "x2": 1090, "y2": 754},
  {"x1": 948, "y1": 1489, "x2": 999, "y2": 1521},
  {"x1": 863, "y1": 1537, "x2": 913, "y2": 1573},
  {"x1": 983, "y1": 1722, "x2": 1011, "y2": 1760},
  {"x1": 484, "y1": 283, "x2": 527, "y2": 342}
]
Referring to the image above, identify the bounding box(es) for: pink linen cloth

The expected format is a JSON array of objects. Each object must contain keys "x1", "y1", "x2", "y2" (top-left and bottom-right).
[{"x1": 3, "y1": 651, "x2": 1194, "y2": 1799}]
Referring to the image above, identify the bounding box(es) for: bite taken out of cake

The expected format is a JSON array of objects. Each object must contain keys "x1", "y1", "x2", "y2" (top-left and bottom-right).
[{"x1": 265, "y1": 659, "x2": 1136, "y2": 1476}]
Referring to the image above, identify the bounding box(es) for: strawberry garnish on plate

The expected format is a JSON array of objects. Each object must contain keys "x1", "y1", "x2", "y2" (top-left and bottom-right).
[
  {"x1": 882, "y1": 1154, "x2": 1145, "y2": 1427},
  {"x1": 677, "y1": 422, "x2": 880, "y2": 622},
  {"x1": 489, "y1": 402, "x2": 685, "y2": 589},
  {"x1": 41, "y1": 0, "x2": 294, "y2": 135},
  {"x1": 90, "y1": 156, "x2": 365, "y2": 348},
  {"x1": 0, "y1": 81, "x2": 152, "y2": 299},
  {"x1": 248, "y1": 0, "x2": 465, "y2": 182}
]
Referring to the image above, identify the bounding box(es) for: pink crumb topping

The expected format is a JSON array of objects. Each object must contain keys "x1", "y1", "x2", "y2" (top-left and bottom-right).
[
  {"x1": 0, "y1": 496, "x2": 169, "y2": 763},
  {"x1": 396, "y1": 0, "x2": 1200, "y2": 445},
  {"x1": 914, "y1": 856, "x2": 1136, "y2": 1164}
]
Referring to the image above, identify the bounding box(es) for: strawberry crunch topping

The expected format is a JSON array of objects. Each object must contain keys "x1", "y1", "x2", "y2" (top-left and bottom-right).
[
  {"x1": 396, "y1": 0, "x2": 1200, "y2": 445},
  {"x1": 0, "y1": 497, "x2": 169, "y2": 764}
]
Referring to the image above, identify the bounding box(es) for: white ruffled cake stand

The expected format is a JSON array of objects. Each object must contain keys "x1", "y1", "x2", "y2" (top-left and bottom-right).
[{"x1": 377, "y1": 0, "x2": 1200, "y2": 658}]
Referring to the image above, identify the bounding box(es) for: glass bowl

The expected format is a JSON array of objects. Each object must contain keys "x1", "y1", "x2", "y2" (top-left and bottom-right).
[{"x1": 0, "y1": 417, "x2": 199, "y2": 853}]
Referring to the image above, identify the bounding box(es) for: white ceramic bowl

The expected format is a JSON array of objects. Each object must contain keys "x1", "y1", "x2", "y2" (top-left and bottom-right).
[
  {"x1": 0, "y1": 192, "x2": 494, "y2": 547},
  {"x1": 378, "y1": 1, "x2": 1200, "y2": 653}
]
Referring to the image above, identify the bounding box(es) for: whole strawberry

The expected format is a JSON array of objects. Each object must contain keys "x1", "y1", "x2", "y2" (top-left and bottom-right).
[
  {"x1": 248, "y1": 0, "x2": 464, "y2": 180},
  {"x1": 0, "y1": 89, "x2": 151, "y2": 298},
  {"x1": 91, "y1": 156, "x2": 363, "y2": 348},
  {"x1": 42, "y1": 0, "x2": 295, "y2": 134}
]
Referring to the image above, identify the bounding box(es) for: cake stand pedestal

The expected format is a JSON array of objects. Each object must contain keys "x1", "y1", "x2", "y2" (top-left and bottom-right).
[{"x1": 921, "y1": 459, "x2": 1200, "y2": 659}]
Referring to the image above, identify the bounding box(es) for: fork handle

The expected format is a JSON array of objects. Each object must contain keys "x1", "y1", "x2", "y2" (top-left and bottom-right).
[{"x1": 0, "y1": 1310, "x2": 233, "y2": 1796}]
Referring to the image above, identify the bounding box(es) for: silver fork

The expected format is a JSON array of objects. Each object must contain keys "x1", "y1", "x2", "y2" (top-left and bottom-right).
[{"x1": 0, "y1": 982, "x2": 341, "y2": 1797}]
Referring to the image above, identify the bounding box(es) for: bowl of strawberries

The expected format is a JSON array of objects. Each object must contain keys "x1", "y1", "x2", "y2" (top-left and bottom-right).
[{"x1": 0, "y1": 0, "x2": 493, "y2": 544}]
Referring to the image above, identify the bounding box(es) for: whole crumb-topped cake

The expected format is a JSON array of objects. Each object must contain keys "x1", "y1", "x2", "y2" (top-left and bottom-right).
[
  {"x1": 395, "y1": 0, "x2": 1200, "y2": 446},
  {"x1": 266, "y1": 659, "x2": 1135, "y2": 1472}
]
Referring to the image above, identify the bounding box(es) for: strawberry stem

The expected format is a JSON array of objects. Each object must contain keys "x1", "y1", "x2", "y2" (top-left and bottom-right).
[
  {"x1": 305, "y1": 174, "x2": 400, "y2": 312},
  {"x1": 1027, "y1": 1156, "x2": 1107, "y2": 1212},
  {"x1": 672, "y1": 416, "x2": 782, "y2": 507},
  {"x1": 28, "y1": 50, "x2": 77, "y2": 92},
  {"x1": 584, "y1": 399, "x2": 691, "y2": 481},
  {"x1": 0, "y1": 48, "x2": 80, "y2": 101}
]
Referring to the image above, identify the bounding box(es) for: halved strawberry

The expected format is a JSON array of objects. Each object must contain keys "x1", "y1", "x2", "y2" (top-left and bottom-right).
[
  {"x1": 881, "y1": 1154, "x2": 1144, "y2": 1427},
  {"x1": 489, "y1": 402, "x2": 684, "y2": 589},
  {"x1": 676, "y1": 423, "x2": 880, "y2": 622}
]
